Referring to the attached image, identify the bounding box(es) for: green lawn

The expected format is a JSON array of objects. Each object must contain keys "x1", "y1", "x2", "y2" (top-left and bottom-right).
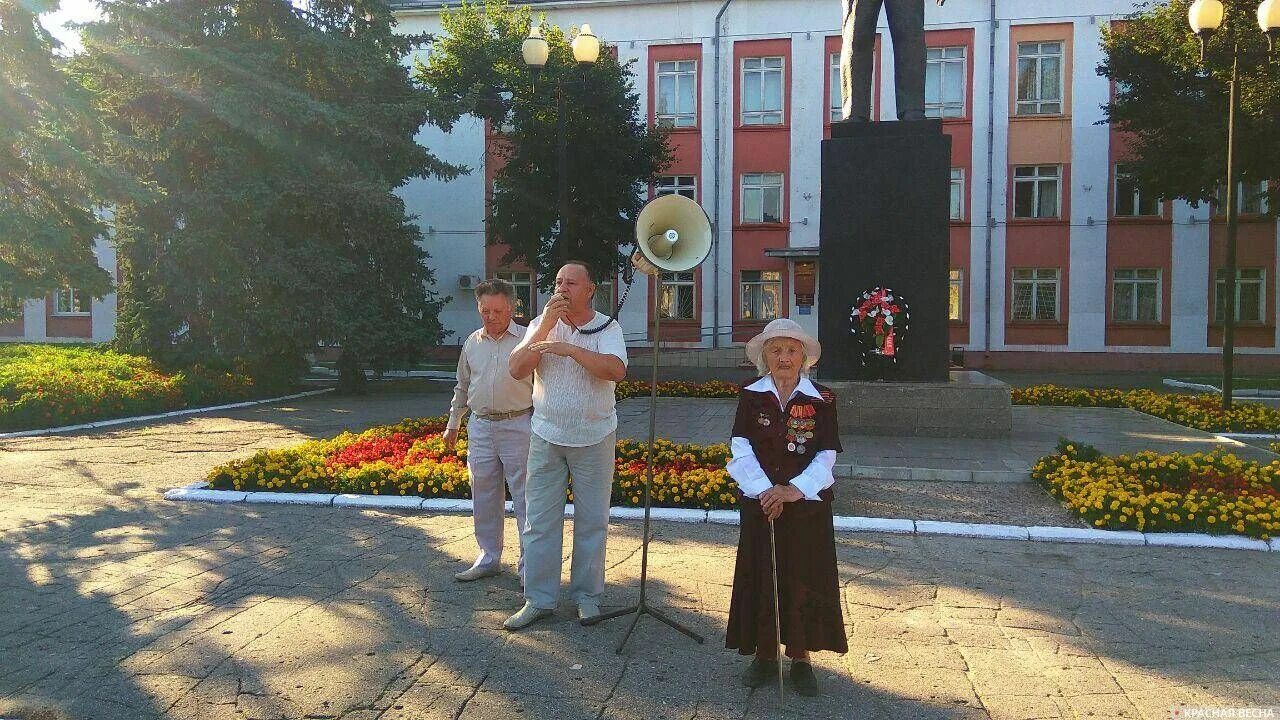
[{"x1": 0, "y1": 344, "x2": 267, "y2": 432}]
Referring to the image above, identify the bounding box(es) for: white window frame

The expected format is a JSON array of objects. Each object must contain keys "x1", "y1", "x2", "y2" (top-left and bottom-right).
[
  {"x1": 1111, "y1": 268, "x2": 1162, "y2": 323},
  {"x1": 949, "y1": 168, "x2": 965, "y2": 221},
  {"x1": 656, "y1": 175, "x2": 697, "y2": 199},
  {"x1": 1015, "y1": 41, "x2": 1064, "y2": 116},
  {"x1": 740, "y1": 173, "x2": 784, "y2": 224},
  {"x1": 925, "y1": 46, "x2": 966, "y2": 118},
  {"x1": 1215, "y1": 268, "x2": 1266, "y2": 324},
  {"x1": 495, "y1": 271, "x2": 534, "y2": 319},
  {"x1": 657, "y1": 271, "x2": 695, "y2": 319},
  {"x1": 740, "y1": 270, "x2": 783, "y2": 320},
  {"x1": 1011, "y1": 268, "x2": 1060, "y2": 321},
  {"x1": 1215, "y1": 180, "x2": 1270, "y2": 216},
  {"x1": 1114, "y1": 164, "x2": 1161, "y2": 217},
  {"x1": 1012, "y1": 164, "x2": 1062, "y2": 219},
  {"x1": 655, "y1": 60, "x2": 698, "y2": 128},
  {"x1": 948, "y1": 268, "x2": 964, "y2": 321},
  {"x1": 52, "y1": 288, "x2": 90, "y2": 316},
  {"x1": 740, "y1": 56, "x2": 785, "y2": 126}
]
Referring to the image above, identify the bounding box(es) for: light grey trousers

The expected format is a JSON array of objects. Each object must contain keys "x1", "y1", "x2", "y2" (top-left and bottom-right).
[
  {"x1": 521, "y1": 431, "x2": 616, "y2": 609},
  {"x1": 465, "y1": 414, "x2": 530, "y2": 578}
]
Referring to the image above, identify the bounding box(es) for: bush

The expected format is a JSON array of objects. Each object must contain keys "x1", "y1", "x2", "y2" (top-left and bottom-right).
[
  {"x1": 207, "y1": 416, "x2": 740, "y2": 510},
  {"x1": 1012, "y1": 384, "x2": 1280, "y2": 432},
  {"x1": 1033, "y1": 440, "x2": 1280, "y2": 540},
  {"x1": 0, "y1": 344, "x2": 259, "y2": 431},
  {"x1": 616, "y1": 380, "x2": 740, "y2": 401}
]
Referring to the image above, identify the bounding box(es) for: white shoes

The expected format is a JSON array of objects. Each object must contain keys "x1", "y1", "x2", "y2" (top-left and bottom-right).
[
  {"x1": 454, "y1": 565, "x2": 501, "y2": 582},
  {"x1": 577, "y1": 600, "x2": 601, "y2": 622},
  {"x1": 503, "y1": 601, "x2": 554, "y2": 631}
]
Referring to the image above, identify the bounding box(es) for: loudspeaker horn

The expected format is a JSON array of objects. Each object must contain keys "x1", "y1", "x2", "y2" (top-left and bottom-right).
[{"x1": 633, "y1": 194, "x2": 713, "y2": 274}]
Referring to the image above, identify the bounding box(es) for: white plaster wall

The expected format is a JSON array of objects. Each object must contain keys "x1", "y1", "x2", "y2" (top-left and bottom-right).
[
  {"x1": 91, "y1": 235, "x2": 118, "y2": 343},
  {"x1": 1067, "y1": 16, "x2": 1110, "y2": 351},
  {"x1": 1170, "y1": 201, "x2": 1210, "y2": 352}
]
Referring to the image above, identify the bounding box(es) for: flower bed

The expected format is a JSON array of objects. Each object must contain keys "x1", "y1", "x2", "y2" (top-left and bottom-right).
[
  {"x1": 206, "y1": 416, "x2": 739, "y2": 509},
  {"x1": 1011, "y1": 385, "x2": 1280, "y2": 433},
  {"x1": 1032, "y1": 440, "x2": 1280, "y2": 540},
  {"x1": 0, "y1": 344, "x2": 259, "y2": 432}
]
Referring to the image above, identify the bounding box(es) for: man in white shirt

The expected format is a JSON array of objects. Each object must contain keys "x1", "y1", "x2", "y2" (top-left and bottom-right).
[
  {"x1": 445, "y1": 279, "x2": 534, "y2": 583},
  {"x1": 502, "y1": 261, "x2": 628, "y2": 630}
]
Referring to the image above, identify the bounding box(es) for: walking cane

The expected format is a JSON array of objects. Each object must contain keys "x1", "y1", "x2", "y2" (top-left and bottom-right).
[{"x1": 768, "y1": 516, "x2": 785, "y2": 697}]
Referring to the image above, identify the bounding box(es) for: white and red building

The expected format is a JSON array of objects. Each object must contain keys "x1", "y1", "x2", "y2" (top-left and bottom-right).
[{"x1": 8, "y1": 0, "x2": 1277, "y2": 372}]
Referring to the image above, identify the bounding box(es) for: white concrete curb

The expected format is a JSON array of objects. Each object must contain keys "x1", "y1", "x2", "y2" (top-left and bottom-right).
[
  {"x1": 164, "y1": 483, "x2": 1275, "y2": 552},
  {"x1": 0, "y1": 388, "x2": 335, "y2": 440}
]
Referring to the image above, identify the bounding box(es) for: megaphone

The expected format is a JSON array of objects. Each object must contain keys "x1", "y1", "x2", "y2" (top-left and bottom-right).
[{"x1": 632, "y1": 194, "x2": 713, "y2": 276}]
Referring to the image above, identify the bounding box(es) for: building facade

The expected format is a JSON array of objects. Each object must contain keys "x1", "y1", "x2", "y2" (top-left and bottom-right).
[{"x1": 7, "y1": 0, "x2": 1277, "y2": 372}]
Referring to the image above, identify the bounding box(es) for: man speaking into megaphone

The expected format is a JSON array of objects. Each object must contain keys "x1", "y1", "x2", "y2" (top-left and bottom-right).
[{"x1": 503, "y1": 260, "x2": 629, "y2": 630}]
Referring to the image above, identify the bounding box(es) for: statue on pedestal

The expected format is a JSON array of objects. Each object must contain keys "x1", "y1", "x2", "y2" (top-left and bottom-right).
[{"x1": 840, "y1": 0, "x2": 946, "y2": 122}]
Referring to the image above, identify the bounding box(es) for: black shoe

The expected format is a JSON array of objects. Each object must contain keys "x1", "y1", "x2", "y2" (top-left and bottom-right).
[
  {"x1": 740, "y1": 657, "x2": 780, "y2": 688},
  {"x1": 788, "y1": 661, "x2": 818, "y2": 696}
]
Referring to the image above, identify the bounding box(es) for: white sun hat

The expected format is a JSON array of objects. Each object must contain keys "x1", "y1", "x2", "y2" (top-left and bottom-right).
[{"x1": 744, "y1": 318, "x2": 822, "y2": 373}]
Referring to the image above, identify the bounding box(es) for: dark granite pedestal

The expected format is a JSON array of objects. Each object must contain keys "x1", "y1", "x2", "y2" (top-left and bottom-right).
[{"x1": 826, "y1": 371, "x2": 1012, "y2": 438}]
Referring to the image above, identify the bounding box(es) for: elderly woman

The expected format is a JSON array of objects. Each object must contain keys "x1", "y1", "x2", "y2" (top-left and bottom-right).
[{"x1": 725, "y1": 318, "x2": 846, "y2": 696}]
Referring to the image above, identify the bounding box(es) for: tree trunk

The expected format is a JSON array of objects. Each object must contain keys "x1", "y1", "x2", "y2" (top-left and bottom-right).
[{"x1": 336, "y1": 349, "x2": 367, "y2": 395}]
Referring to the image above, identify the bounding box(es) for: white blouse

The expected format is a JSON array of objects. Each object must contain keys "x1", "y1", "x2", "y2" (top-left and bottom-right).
[{"x1": 725, "y1": 375, "x2": 838, "y2": 500}]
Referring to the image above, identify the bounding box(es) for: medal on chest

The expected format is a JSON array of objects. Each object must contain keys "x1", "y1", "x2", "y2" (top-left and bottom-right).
[{"x1": 785, "y1": 403, "x2": 816, "y2": 454}]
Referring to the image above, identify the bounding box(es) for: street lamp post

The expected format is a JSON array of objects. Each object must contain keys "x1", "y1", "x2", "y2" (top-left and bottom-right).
[
  {"x1": 522, "y1": 23, "x2": 601, "y2": 262},
  {"x1": 1186, "y1": 0, "x2": 1279, "y2": 410}
]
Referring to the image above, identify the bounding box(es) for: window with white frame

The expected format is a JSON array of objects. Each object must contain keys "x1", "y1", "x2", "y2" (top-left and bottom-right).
[
  {"x1": 741, "y1": 173, "x2": 783, "y2": 224},
  {"x1": 1016, "y1": 41, "x2": 1063, "y2": 115},
  {"x1": 655, "y1": 60, "x2": 697, "y2": 128},
  {"x1": 949, "y1": 168, "x2": 965, "y2": 221},
  {"x1": 1114, "y1": 164, "x2": 1161, "y2": 217},
  {"x1": 1013, "y1": 164, "x2": 1061, "y2": 219},
  {"x1": 741, "y1": 56, "x2": 784, "y2": 125},
  {"x1": 495, "y1": 271, "x2": 533, "y2": 319},
  {"x1": 658, "y1": 271, "x2": 695, "y2": 319},
  {"x1": 925, "y1": 46, "x2": 966, "y2": 118},
  {"x1": 1215, "y1": 268, "x2": 1266, "y2": 324},
  {"x1": 948, "y1": 269, "x2": 964, "y2": 321},
  {"x1": 656, "y1": 175, "x2": 697, "y2": 199},
  {"x1": 1011, "y1": 268, "x2": 1060, "y2": 321},
  {"x1": 52, "y1": 287, "x2": 90, "y2": 316},
  {"x1": 592, "y1": 279, "x2": 614, "y2": 315},
  {"x1": 1214, "y1": 180, "x2": 1270, "y2": 216},
  {"x1": 1112, "y1": 268, "x2": 1161, "y2": 323},
  {"x1": 740, "y1": 270, "x2": 782, "y2": 320},
  {"x1": 829, "y1": 52, "x2": 842, "y2": 122}
]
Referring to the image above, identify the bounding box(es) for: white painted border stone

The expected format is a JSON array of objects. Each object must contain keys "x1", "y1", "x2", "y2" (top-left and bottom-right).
[
  {"x1": 1027, "y1": 526, "x2": 1146, "y2": 546},
  {"x1": 163, "y1": 489, "x2": 1275, "y2": 552},
  {"x1": 0, "y1": 388, "x2": 334, "y2": 440},
  {"x1": 1143, "y1": 532, "x2": 1270, "y2": 551}
]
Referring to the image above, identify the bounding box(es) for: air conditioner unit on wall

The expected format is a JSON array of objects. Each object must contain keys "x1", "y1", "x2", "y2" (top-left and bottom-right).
[{"x1": 458, "y1": 274, "x2": 482, "y2": 290}]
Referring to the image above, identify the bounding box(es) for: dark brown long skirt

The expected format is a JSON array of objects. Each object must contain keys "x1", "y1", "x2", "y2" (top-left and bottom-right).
[{"x1": 725, "y1": 497, "x2": 848, "y2": 655}]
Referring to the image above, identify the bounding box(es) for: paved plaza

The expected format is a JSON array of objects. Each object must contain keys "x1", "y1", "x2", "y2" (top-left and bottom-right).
[{"x1": 2, "y1": 389, "x2": 1279, "y2": 719}]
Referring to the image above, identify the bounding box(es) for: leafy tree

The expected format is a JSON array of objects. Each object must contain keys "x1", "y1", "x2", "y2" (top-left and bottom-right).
[
  {"x1": 418, "y1": 0, "x2": 670, "y2": 289},
  {"x1": 70, "y1": 0, "x2": 461, "y2": 390},
  {"x1": 0, "y1": 0, "x2": 135, "y2": 320},
  {"x1": 1100, "y1": 0, "x2": 1279, "y2": 211}
]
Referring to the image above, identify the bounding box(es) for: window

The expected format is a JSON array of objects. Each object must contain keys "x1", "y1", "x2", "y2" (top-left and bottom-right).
[
  {"x1": 949, "y1": 168, "x2": 965, "y2": 221},
  {"x1": 1013, "y1": 165, "x2": 1061, "y2": 219},
  {"x1": 1114, "y1": 164, "x2": 1160, "y2": 217},
  {"x1": 656, "y1": 60, "x2": 697, "y2": 128},
  {"x1": 925, "y1": 46, "x2": 966, "y2": 118},
  {"x1": 741, "y1": 56, "x2": 784, "y2": 125},
  {"x1": 52, "y1": 288, "x2": 90, "y2": 315},
  {"x1": 1215, "y1": 268, "x2": 1266, "y2": 324},
  {"x1": 740, "y1": 270, "x2": 782, "y2": 320},
  {"x1": 741, "y1": 173, "x2": 783, "y2": 224},
  {"x1": 593, "y1": 280, "x2": 614, "y2": 315},
  {"x1": 495, "y1": 271, "x2": 533, "y2": 319},
  {"x1": 656, "y1": 175, "x2": 697, "y2": 199},
  {"x1": 1112, "y1": 269, "x2": 1161, "y2": 323},
  {"x1": 1016, "y1": 41, "x2": 1063, "y2": 115},
  {"x1": 658, "y1": 271, "x2": 695, "y2": 319},
  {"x1": 949, "y1": 269, "x2": 964, "y2": 321},
  {"x1": 1011, "y1": 268, "x2": 1060, "y2": 321},
  {"x1": 1214, "y1": 180, "x2": 1269, "y2": 216}
]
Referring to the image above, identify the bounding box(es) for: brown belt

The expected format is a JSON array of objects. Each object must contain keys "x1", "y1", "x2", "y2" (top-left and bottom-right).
[{"x1": 475, "y1": 407, "x2": 533, "y2": 422}]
